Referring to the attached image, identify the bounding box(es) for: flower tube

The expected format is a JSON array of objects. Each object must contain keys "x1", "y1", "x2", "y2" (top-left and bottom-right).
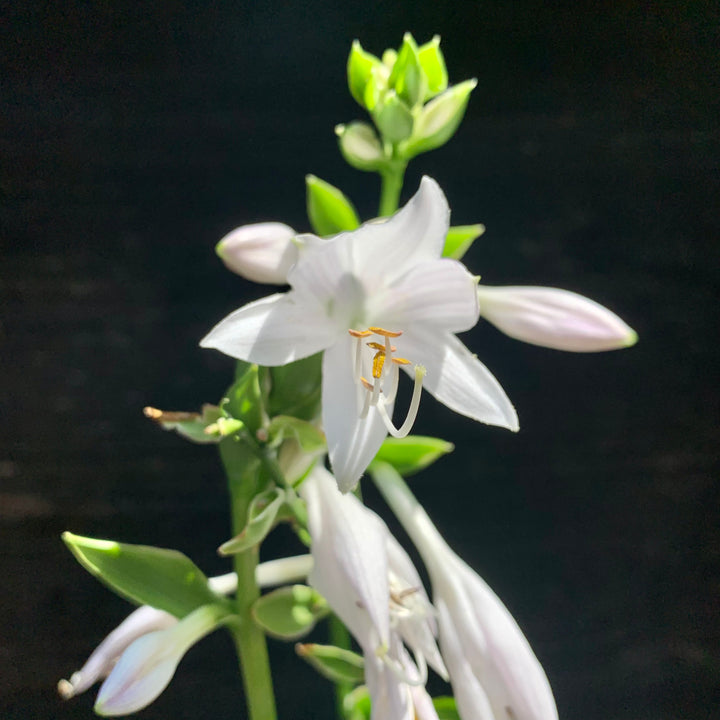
[{"x1": 373, "y1": 462, "x2": 558, "y2": 720}]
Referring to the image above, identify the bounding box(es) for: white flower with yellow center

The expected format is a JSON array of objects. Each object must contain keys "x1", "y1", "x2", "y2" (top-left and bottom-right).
[{"x1": 201, "y1": 176, "x2": 517, "y2": 492}]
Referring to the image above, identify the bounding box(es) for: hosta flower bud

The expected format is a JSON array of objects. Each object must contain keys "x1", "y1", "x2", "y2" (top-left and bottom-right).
[
  {"x1": 335, "y1": 122, "x2": 385, "y2": 172},
  {"x1": 477, "y1": 285, "x2": 638, "y2": 352},
  {"x1": 216, "y1": 222, "x2": 298, "y2": 284}
]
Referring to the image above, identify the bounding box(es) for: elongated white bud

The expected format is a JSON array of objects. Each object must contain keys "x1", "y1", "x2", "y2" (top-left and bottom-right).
[
  {"x1": 477, "y1": 285, "x2": 638, "y2": 352},
  {"x1": 216, "y1": 222, "x2": 298, "y2": 284}
]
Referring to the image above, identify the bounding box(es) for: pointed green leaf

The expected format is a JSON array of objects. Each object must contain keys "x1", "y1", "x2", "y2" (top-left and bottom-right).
[
  {"x1": 374, "y1": 92, "x2": 414, "y2": 143},
  {"x1": 296, "y1": 643, "x2": 365, "y2": 684},
  {"x1": 402, "y1": 79, "x2": 477, "y2": 159},
  {"x1": 370, "y1": 435, "x2": 454, "y2": 476},
  {"x1": 306, "y1": 175, "x2": 360, "y2": 237},
  {"x1": 347, "y1": 40, "x2": 383, "y2": 108},
  {"x1": 62, "y1": 533, "x2": 222, "y2": 618},
  {"x1": 443, "y1": 224, "x2": 486, "y2": 260},
  {"x1": 267, "y1": 353, "x2": 322, "y2": 421},
  {"x1": 224, "y1": 363, "x2": 265, "y2": 435},
  {"x1": 433, "y1": 696, "x2": 462, "y2": 720},
  {"x1": 336, "y1": 122, "x2": 386, "y2": 173},
  {"x1": 143, "y1": 404, "x2": 224, "y2": 444},
  {"x1": 252, "y1": 584, "x2": 328, "y2": 640},
  {"x1": 418, "y1": 35, "x2": 449, "y2": 98},
  {"x1": 217, "y1": 487, "x2": 285, "y2": 555}
]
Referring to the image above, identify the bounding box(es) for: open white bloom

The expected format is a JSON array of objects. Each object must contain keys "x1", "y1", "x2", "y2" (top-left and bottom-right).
[
  {"x1": 300, "y1": 466, "x2": 446, "y2": 720},
  {"x1": 477, "y1": 285, "x2": 637, "y2": 352},
  {"x1": 202, "y1": 177, "x2": 517, "y2": 492},
  {"x1": 216, "y1": 221, "x2": 299, "y2": 284},
  {"x1": 375, "y1": 464, "x2": 558, "y2": 720},
  {"x1": 59, "y1": 557, "x2": 313, "y2": 710}
]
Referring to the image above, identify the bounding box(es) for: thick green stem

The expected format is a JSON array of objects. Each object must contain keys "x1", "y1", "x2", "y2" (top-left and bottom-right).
[
  {"x1": 221, "y1": 439, "x2": 278, "y2": 720},
  {"x1": 378, "y1": 159, "x2": 407, "y2": 216}
]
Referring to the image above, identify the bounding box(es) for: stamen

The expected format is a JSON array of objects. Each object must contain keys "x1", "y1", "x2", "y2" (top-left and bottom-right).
[
  {"x1": 367, "y1": 341, "x2": 397, "y2": 352},
  {"x1": 378, "y1": 646, "x2": 428, "y2": 687},
  {"x1": 372, "y1": 351, "x2": 386, "y2": 379},
  {"x1": 376, "y1": 365, "x2": 426, "y2": 438},
  {"x1": 360, "y1": 377, "x2": 374, "y2": 391},
  {"x1": 382, "y1": 361, "x2": 400, "y2": 405},
  {"x1": 348, "y1": 329, "x2": 373, "y2": 338},
  {"x1": 391, "y1": 357, "x2": 411, "y2": 366},
  {"x1": 368, "y1": 326, "x2": 402, "y2": 338}
]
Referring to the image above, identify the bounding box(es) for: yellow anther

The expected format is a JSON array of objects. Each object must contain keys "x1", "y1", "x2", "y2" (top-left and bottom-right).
[
  {"x1": 368, "y1": 326, "x2": 402, "y2": 338},
  {"x1": 360, "y1": 377, "x2": 374, "y2": 391},
  {"x1": 367, "y1": 341, "x2": 397, "y2": 352},
  {"x1": 372, "y1": 351, "x2": 386, "y2": 379},
  {"x1": 348, "y1": 329, "x2": 373, "y2": 338},
  {"x1": 391, "y1": 357, "x2": 411, "y2": 366}
]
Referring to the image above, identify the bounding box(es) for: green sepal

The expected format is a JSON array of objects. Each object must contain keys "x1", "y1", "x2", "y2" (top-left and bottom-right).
[
  {"x1": 343, "y1": 686, "x2": 372, "y2": 720},
  {"x1": 443, "y1": 224, "x2": 486, "y2": 260},
  {"x1": 296, "y1": 642, "x2": 365, "y2": 684},
  {"x1": 433, "y1": 696, "x2": 462, "y2": 720},
  {"x1": 252, "y1": 584, "x2": 328, "y2": 640},
  {"x1": 306, "y1": 175, "x2": 360, "y2": 238},
  {"x1": 267, "y1": 353, "x2": 322, "y2": 421},
  {"x1": 145, "y1": 404, "x2": 225, "y2": 444},
  {"x1": 370, "y1": 435, "x2": 454, "y2": 477},
  {"x1": 267, "y1": 415, "x2": 326, "y2": 453},
  {"x1": 217, "y1": 487, "x2": 285, "y2": 555},
  {"x1": 336, "y1": 122, "x2": 386, "y2": 173},
  {"x1": 402, "y1": 79, "x2": 477, "y2": 159},
  {"x1": 374, "y1": 92, "x2": 414, "y2": 143},
  {"x1": 391, "y1": 33, "x2": 426, "y2": 108},
  {"x1": 62, "y1": 532, "x2": 224, "y2": 618},
  {"x1": 418, "y1": 35, "x2": 448, "y2": 98},
  {"x1": 224, "y1": 363, "x2": 265, "y2": 436},
  {"x1": 347, "y1": 40, "x2": 383, "y2": 108}
]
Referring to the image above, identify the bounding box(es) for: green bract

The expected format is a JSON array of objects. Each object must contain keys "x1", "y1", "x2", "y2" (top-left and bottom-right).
[
  {"x1": 217, "y1": 487, "x2": 285, "y2": 555},
  {"x1": 418, "y1": 35, "x2": 449, "y2": 98},
  {"x1": 295, "y1": 643, "x2": 365, "y2": 684},
  {"x1": 252, "y1": 585, "x2": 328, "y2": 640},
  {"x1": 443, "y1": 224, "x2": 486, "y2": 261},
  {"x1": 62, "y1": 533, "x2": 224, "y2": 618},
  {"x1": 306, "y1": 175, "x2": 360, "y2": 237},
  {"x1": 370, "y1": 435, "x2": 454, "y2": 476},
  {"x1": 335, "y1": 122, "x2": 385, "y2": 172}
]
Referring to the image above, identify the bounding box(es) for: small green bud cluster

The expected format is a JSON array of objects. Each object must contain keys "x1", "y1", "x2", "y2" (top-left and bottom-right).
[{"x1": 338, "y1": 34, "x2": 477, "y2": 171}]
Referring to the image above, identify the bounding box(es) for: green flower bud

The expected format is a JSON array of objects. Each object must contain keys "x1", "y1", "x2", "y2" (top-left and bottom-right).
[
  {"x1": 390, "y1": 33, "x2": 426, "y2": 108},
  {"x1": 347, "y1": 40, "x2": 383, "y2": 108},
  {"x1": 403, "y1": 78, "x2": 477, "y2": 159},
  {"x1": 335, "y1": 122, "x2": 385, "y2": 172},
  {"x1": 374, "y1": 91, "x2": 414, "y2": 143},
  {"x1": 418, "y1": 35, "x2": 449, "y2": 98}
]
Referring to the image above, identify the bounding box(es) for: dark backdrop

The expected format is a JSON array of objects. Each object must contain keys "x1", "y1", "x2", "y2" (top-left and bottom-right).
[{"x1": 3, "y1": 2, "x2": 719, "y2": 719}]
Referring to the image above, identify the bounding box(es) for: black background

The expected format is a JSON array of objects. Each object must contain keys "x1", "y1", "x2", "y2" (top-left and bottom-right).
[{"x1": 3, "y1": 2, "x2": 719, "y2": 719}]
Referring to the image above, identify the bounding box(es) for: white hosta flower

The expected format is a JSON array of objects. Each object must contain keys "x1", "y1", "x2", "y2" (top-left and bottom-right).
[
  {"x1": 59, "y1": 557, "x2": 313, "y2": 709},
  {"x1": 300, "y1": 466, "x2": 446, "y2": 720},
  {"x1": 202, "y1": 177, "x2": 517, "y2": 492},
  {"x1": 375, "y1": 465, "x2": 558, "y2": 720},
  {"x1": 216, "y1": 221, "x2": 299, "y2": 284},
  {"x1": 477, "y1": 285, "x2": 637, "y2": 352}
]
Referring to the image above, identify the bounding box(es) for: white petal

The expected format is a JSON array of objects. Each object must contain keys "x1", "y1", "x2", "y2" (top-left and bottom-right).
[
  {"x1": 398, "y1": 331, "x2": 518, "y2": 431},
  {"x1": 436, "y1": 600, "x2": 496, "y2": 720},
  {"x1": 344, "y1": 176, "x2": 450, "y2": 286},
  {"x1": 410, "y1": 685, "x2": 441, "y2": 720},
  {"x1": 216, "y1": 222, "x2": 298, "y2": 284},
  {"x1": 477, "y1": 285, "x2": 638, "y2": 352},
  {"x1": 322, "y1": 335, "x2": 391, "y2": 492},
  {"x1": 200, "y1": 292, "x2": 336, "y2": 365},
  {"x1": 364, "y1": 650, "x2": 414, "y2": 720},
  {"x1": 375, "y1": 258, "x2": 479, "y2": 334},
  {"x1": 301, "y1": 467, "x2": 390, "y2": 649},
  {"x1": 59, "y1": 606, "x2": 176, "y2": 699}
]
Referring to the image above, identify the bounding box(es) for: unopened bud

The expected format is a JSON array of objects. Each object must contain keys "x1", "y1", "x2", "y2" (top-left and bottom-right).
[
  {"x1": 216, "y1": 222, "x2": 298, "y2": 284},
  {"x1": 336, "y1": 122, "x2": 385, "y2": 172}
]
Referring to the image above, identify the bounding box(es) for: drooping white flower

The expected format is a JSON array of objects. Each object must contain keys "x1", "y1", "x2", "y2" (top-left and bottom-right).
[
  {"x1": 300, "y1": 465, "x2": 446, "y2": 720},
  {"x1": 59, "y1": 557, "x2": 313, "y2": 709},
  {"x1": 476, "y1": 285, "x2": 637, "y2": 352},
  {"x1": 374, "y1": 464, "x2": 558, "y2": 720},
  {"x1": 202, "y1": 177, "x2": 518, "y2": 492},
  {"x1": 216, "y1": 221, "x2": 299, "y2": 284}
]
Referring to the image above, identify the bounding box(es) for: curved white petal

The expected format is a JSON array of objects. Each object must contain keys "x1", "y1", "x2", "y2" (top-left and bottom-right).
[
  {"x1": 322, "y1": 335, "x2": 391, "y2": 492},
  {"x1": 436, "y1": 600, "x2": 496, "y2": 720},
  {"x1": 398, "y1": 331, "x2": 518, "y2": 431},
  {"x1": 301, "y1": 467, "x2": 390, "y2": 649},
  {"x1": 375, "y1": 258, "x2": 479, "y2": 334},
  {"x1": 344, "y1": 176, "x2": 450, "y2": 286},
  {"x1": 200, "y1": 293, "x2": 336, "y2": 365},
  {"x1": 477, "y1": 285, "x2": 638, "y2": 352},
  {"x1": 410, "y1": 685, "x2": 441, "y2": 720},
  {"x1": 364, "y1": 651, "x2": 414, "y2": 720},
  {"x1": 216, "y1": 222, "x2": 298, "y2": 284}
]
